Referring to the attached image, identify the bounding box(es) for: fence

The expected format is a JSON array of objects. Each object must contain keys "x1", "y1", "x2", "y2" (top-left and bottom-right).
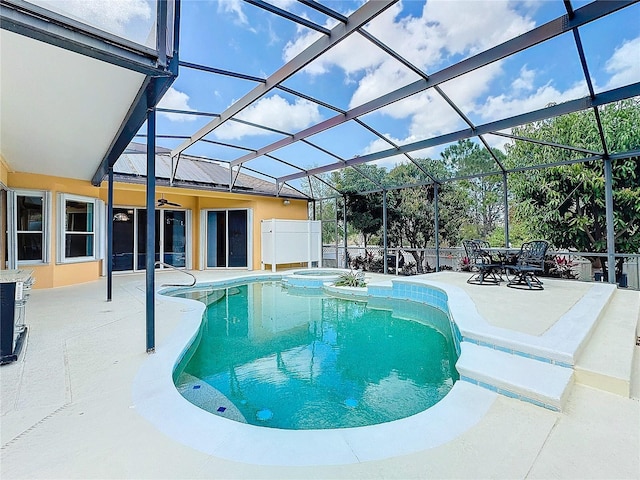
[{"x1": 322, "y1": 245, "x2": 640, "y2": 290}]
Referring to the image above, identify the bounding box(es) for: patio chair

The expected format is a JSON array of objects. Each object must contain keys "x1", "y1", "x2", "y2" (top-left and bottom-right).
[
  {"x1": 505, "y1": 240, "x2": 549, "y2": 290},
  {"x1": 462, "y1": 240, "x2": 502, "y2": 285}
]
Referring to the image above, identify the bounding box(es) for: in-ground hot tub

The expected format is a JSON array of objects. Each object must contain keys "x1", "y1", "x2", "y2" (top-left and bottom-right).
[{"x1": 283, "y1": 268, "x2": 351, "y2": 288}]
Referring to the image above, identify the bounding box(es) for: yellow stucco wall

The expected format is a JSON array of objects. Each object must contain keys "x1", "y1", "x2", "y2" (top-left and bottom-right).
[
  {"x1": 102, "y1": 182, "x2": 308, "y2": 271},
  {"x1": 7, "y1": 172, "x2": 104, "y2": 288},
  {"x1": 4, "y1": 171, "x2": 308, "y2": 288}
]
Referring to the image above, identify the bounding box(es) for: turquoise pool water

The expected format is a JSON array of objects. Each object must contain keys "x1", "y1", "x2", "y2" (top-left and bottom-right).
[{"x1": 172, "y1": 281, "x2": 458, "y2": 430}]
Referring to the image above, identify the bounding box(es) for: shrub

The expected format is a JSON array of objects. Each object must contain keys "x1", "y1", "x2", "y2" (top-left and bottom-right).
[
  {"x1": 460, "y1": 256, "x2": 472, "y2": 272},
  {"x1": 334, "y1": 270, "x2": 366, "y2": 287}
]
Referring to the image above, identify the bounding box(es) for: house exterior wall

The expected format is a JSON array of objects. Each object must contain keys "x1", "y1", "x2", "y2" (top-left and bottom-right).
[
  {"x1": 4, "y1": 171, "x2": 308, "y2": 288},
  {"x1": 7, "y1": 172, "x2": 103, "y2": 288}
]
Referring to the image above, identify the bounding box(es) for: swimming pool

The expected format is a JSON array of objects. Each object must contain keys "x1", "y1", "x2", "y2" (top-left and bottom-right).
[{"x1": 170, "y1": 281, "x2": 458, "y2": 430}]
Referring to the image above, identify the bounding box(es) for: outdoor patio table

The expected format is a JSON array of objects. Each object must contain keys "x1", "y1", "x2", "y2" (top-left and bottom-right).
[{"x1": 484, "y1": 247, "x2": 522, "y2": 278}]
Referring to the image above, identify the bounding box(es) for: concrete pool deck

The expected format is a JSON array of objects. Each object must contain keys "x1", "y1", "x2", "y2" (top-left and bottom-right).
[{"x1": 1, "y1": 270, "x2": 639, "y2": 478}]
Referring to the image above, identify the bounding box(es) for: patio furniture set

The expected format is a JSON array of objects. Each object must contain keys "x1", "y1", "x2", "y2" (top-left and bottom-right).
[{"x1": 462, "y1": 240, "x2": 550, "y2": 290}]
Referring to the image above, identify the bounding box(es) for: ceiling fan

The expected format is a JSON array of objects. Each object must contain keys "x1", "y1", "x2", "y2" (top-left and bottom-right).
[{"x1": 157, "y1": 194, "x2": 181, "y2": 207}]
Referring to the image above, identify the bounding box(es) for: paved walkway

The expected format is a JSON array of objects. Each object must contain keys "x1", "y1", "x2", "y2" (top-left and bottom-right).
[{"x1": 1, "y1": 270, "x2": 638, "y2": 479}]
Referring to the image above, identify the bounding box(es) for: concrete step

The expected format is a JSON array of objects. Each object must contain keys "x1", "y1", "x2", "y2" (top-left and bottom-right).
[
  {"x1": 575, "y1": 288, "x2": 640, "y2": 397},
  {"x1": 457, "y1": 342, "x2": 574, "y2": 411}
]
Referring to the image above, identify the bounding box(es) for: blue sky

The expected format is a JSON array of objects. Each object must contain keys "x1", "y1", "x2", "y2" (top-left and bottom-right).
[{"x1": 35, "y1": 0, "x2": 640, "y2": 183}]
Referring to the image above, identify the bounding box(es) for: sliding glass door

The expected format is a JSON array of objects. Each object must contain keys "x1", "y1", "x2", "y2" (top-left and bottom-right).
[
  {"x1": 206, "y1": 209, "x2": 249, "y2": 268},
  {"x1": 112, "y1": 208, "x2": 135, "y2": 271},
  {"x1": 163, "y1": 210, "x2": 186, "y2": 267},
  {"x1": 112, "y1": 207, "x2": 187, "y2": 272}
]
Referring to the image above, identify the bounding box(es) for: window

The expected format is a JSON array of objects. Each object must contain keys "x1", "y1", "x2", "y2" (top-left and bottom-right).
[
  {"x1": 57, "y1": 194, "x2": 103, "y2": 263},
  {"x1": 17, "y1": 195, "x2": 44, "y2": 260},
  {"x1": 7, "y1": 190, "x2": 51, "y2": 266}
]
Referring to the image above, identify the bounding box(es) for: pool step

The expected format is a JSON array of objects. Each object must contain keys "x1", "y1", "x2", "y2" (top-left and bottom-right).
[
  {"x1": 574, "y1": 288, "x2": 640, "y2": 397},
  {"x1": 457, "y1": 342, "x2": 574, "y2": 411}
]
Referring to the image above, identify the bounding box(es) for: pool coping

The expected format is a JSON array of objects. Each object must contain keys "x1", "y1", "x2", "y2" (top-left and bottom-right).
[{"x1": 132, "y1": 272, "x2": 614, "y2": 465}]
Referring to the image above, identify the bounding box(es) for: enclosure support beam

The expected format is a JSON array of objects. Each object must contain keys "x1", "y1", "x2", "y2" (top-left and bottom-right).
[
  {"x1": 343, "y1": 197, "x2": 348, "y2": 269},
  {"x1": 106, "y1": 167, "x2": 114, "y2": 302},
  {"x1": 503, "y1": 172, "x2": 510, "y2": 247},
  {"x1": 241, "y1": 1, "x2": 634, "y2": 171},
  {"x1": 245, "y1": 0, "x2": 331, "y2": 35},
  {"x1": 334, "y1": 198, "x2": 338, "y2": 269},
  {"x1": 603, "y1": 157, "x2": 616, "y2": 284},
  {"x1": 434, "y1": 183, "x2": 440, "y2": 272},
  {"x1": 383, "y1": 190, "x2": 388, "y2": 275},
  {"x1": 146, "y1": 107, "x2": 156, "y2": 353},
  {"x1": 175, "y1": 0, "x2": 397, "y2": 160},
  {"x1": 277, "y1": 82, "x2": 640, "y2": 184}
]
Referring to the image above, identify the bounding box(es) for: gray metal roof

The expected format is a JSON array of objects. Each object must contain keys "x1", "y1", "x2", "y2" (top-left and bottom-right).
[{"x1": 115, "y1": 144, "x2": 307, "y2": 199}]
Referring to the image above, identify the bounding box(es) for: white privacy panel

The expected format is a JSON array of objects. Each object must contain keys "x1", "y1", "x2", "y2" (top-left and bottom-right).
[{"x1": 261, "y1": 219, "x2": 322, "y2": 272}]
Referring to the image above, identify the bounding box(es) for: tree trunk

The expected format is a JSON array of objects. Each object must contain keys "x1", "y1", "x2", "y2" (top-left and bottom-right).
[{"x1": 410, "y1": 250, "x2": 424, "y2": 274}]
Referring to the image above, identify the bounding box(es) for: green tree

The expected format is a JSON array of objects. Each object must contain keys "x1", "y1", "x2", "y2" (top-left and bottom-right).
[
  {"x1": 441, "y1": 139, "x2": 505, "y2": 240},
  {"x1": 506, "y1": 99, "x2": 640, "y2": 276},
  {"x1": 386, "y1": 159, "x2": 467, "y2": 272},
  {"x1": 332, "y1": 165, "x2": 387, "y2": 251}
]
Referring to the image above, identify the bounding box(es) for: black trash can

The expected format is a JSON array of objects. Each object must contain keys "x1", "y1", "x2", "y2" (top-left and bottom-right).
[
  {"x1": 617, "y1": 273, "x2": 628, "y2": 288},
  {"x1": 0, "y1": 282, "x2": 17, "y2": 364}
]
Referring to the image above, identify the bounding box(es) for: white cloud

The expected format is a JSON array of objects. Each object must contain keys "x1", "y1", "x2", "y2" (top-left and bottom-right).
[
  {"x1": 217, "y1": 0, "x2": 249, "y2": 26},
  {"x1": 346, "y1": 1, "x2": 534, "y2": 108},
  {"x1": 604, "y1": 36, "x2": 640, "y2": 90},
  {"x1": 420, "y1": 0, "x2": 535, "y2": 56},
  {"x1": 283, "y1": 30, "x2": 370, "y2": 76},
  {"x1": 282, "y1": 0, "x2": 537, "y2": 157},
  {"x1": 157, "y1": 87, "x2": 197, "y2": 122},
  {"x1": 348, "y1": 59, "x2": 421, "y2": 108},
  {"x1": 354, "y1": 60, "x2": 503, "y2": 159},
  {"x1": 282, "y1": 5, "x2": 379, "y2": 75},
  {"x1": 512, "y1": 66, "x2": 536, "y2": 93},
  {"x1": 285, "y1": 1, "x2": 534, "y2": 82},
  {"x1": 269, "y1": 0, "x2": 298, "y2": 9},
  {"x1": 213, "y1": 95, "x2": 321, "y2": 140},
  {"x1": 478, "y1": 79, "x2": 589, "y2": 122},
  {"x1": 356, "y1": 62, "x2": 590, "y2": 160}
]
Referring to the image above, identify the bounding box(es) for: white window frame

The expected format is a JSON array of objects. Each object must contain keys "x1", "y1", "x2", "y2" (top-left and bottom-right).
[
  {"x1": 7, "y1": 189, "x2": 51, "y2": 268},
  {"x1": 57, "y1": 193, "x2": 104, "y2": 264}
]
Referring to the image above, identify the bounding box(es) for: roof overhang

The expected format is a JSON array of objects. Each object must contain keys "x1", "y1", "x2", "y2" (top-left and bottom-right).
[{"x1": 0, "y1": 0, "x2": 179, "y2": 184}]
